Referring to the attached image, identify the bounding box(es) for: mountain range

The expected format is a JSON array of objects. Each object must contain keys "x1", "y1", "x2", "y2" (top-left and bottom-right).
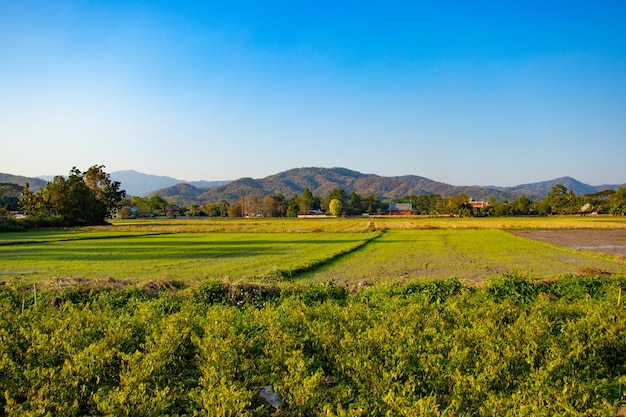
[
  {"x1": 108, "y1": 170, "x2": 230, "y2": 197},
  {"x1": 149, "y1": 167, "x2": 625, "y2": 206},
  {"x1": 2, "y1": 168, "x2": 624, "y2": 207}
]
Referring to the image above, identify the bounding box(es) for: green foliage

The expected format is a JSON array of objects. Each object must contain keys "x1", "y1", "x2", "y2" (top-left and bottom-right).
[
  {"x1": 609, "y1": 187, "x2": 626, "y2": 216},
  {"x1": 487, "y1": 273, "x2": 538, "y2": 303},
  {"x1": 390, "y1": 278, "x2": 464, "y2": 303},
  {"x1": 1, "y1": 275, "x2": 624, "y2": 416},
  {"x1": 300, "y1": 280, "x2": 347, "y2": 305},
  {"x1": 20, "y1": 166, "x2": 125, "y2": 226},
  {"x1": 329, "y1": 198, "x2": 343, "y2": 216}
]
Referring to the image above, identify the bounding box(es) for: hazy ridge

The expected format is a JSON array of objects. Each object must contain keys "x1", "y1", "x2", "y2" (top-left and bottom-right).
[{"x1": 2, "y1": 169, "x2": 624, "y2": 206}]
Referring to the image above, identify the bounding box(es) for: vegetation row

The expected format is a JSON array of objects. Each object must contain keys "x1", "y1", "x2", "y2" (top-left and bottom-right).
[{"x1": 1, "y1": 274, "x2": 625, "y2": 416}]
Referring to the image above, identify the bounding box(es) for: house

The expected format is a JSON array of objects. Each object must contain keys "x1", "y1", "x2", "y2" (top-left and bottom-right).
[
  {"x1": 297, "y1": 209, "x2": 327, "y2": 218},
  {"x1": 165, "y1": 205, "x2": 184, "y2": 218},
  {"x1": 469, "y1": 200, "x2": 490, "y2": 209},
  {"x1": 388, "y1": 202, "x2": 413, "y2": 215}
]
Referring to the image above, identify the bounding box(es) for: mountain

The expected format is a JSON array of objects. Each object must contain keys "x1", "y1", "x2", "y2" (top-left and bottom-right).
[
  {"x1": 487, "y1": 176, "x2": 625, "y2": 200},
  {"x1": 0, "y1": 173, "x2": 47, "y2": 191},
  {"x1": 501, "y1": 177, "x2": 598, "y2": 200},
  {"x1": 152, "y1": 167, "x2": 626, "y2": 206},
  {"x1": 154, "y1": 167, "x2": 517, "y2": 205},
  {"x1": 109, "y1": 170, "x2": 229, "y2": 196},
  {"x1": 3, "y1": 168, "x2": 622, "y2": 207}
]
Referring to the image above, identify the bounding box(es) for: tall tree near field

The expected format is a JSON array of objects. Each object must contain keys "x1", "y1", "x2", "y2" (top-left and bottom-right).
[
  {"x1": 329, "y1": 199, "x2": 343, "y2": 216},
  {"x1": 21, "y1": 165, "x2": 126, "y2": 226},
  {"x1": 609, "y1": 187, "x2": 626, "y2": 216},
  {"x1": 299, "y1": 188, "x2": 315, "y2": 214},
  {"x1": 322, "y1": 188, "x2": 348, "y2": 212}
]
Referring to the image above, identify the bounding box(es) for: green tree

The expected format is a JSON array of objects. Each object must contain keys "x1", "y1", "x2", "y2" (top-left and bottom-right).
[
  {"x1": 346, "y1": 192, "x2": 362, "y2": 215},
  {"x1": 362, "y1": 194, "x2": 387, "y2": 214},
  {"x1": 512, "y1": 195, "x2": 534, "y2": 215},
  {"x1": 322, "y1": 188, "x2": 347, "y2": 212},
  {"x1": 299, "y1": 188, "x2": 316, "y2": 214},
  {"x1": 329, "y1": 199, "x2": 343, "y2": 216},
  {"x1": 20, "y1": 165, "x2": 125, "y2": 226},
  {"x1": 287, "y1": 194, "x2": 299, "y2": 217},
  {"x1": 446, "y1": 194, "x2": 473, "y2": 216},
  {"x1": 609, "y1": 187, "x2": 626, "y2": 216},
  {"x1": 542, "y1": 184, "x2": 569, "y2": 214}
]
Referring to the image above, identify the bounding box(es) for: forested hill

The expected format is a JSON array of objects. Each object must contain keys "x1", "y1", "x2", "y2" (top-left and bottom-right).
[
  {"x1": 0, "y1": 173, "x2": 46, "y2": 191},
  {"x1": 155, "y1": 167, "x2": 517, "y2": 204}
]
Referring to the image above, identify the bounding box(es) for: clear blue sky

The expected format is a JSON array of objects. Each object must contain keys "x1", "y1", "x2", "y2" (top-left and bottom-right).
[{"x1": 1, "y1": 1, "x2": 625, "y2": 186}]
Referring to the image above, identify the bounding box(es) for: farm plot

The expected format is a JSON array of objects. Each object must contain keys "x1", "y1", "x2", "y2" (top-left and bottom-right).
[
  {"x1": 510, "y1": 228, "x2": 626, "y2": 257},
  {"x1": 299, "y1": 228, "x2": 626, "y2": 285},
  {"x1": 0, "y1": 231, "x2": 378, "y2": 283}
]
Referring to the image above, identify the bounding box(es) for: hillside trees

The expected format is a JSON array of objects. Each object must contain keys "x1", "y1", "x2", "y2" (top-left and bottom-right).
[
  {"x1": 609, "y1": 187, "x2": 626, "y2": 216},
  {"x1": 539, "y1": 184, "x2": 582, "y2": 215},
  {"x1": 137, "y1": 182, "x2": 620, "y2": 219},
  {"x1": 21, "y1": 166, "x2": 125, "y2": 226}
]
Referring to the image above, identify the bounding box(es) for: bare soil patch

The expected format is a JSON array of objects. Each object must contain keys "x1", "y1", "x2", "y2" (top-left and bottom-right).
[{"x1": 509, "y1": 229, "x2": 626, "y2": 257}]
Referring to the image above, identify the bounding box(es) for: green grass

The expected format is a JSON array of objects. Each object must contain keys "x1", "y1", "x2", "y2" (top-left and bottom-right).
[
  {"x1": 299, "y1": 229, "x2": 626, "y2": 285},
  {"x1": 2, "y1": 217, "x2": 626, "y2": 288},
  {"x1": 108, "y1": 217, "x2": 375, "y2": 233},
  {"x1": 0, "y1": 231, "x2": 377, "y2": 283}
]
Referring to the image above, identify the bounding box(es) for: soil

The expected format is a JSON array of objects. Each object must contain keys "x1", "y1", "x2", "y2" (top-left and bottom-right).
[{"x1": 509, "y1": 229, "x2": 626, "y2": 257}]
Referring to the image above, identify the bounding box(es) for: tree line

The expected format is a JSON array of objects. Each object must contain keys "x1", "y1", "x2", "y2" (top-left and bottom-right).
[
  {"x1": 2, "y1": 165, "x2": 625, "y2": 228},
  {"x1": 119, "y1": 184, "x2": 626, "y2": 219}
]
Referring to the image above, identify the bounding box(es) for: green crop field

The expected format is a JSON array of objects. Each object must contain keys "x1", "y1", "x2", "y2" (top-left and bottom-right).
[
  {"x1": 1, "y1": 216, "x2": 626, "y2": 416},
  {"x1": 0, "y1": 230, "x2": 378, "y2": 284},
  {"x1": 301, "y1": 228, "x2": 626, "y2": 284},
  {"x1": 1, "y1": 217, "x2": 624, "y2": 288}
]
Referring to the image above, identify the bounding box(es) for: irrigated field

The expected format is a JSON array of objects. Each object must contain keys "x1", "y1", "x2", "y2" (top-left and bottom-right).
[
  {"x1": 300, "y1": 228, "x2": 626, "y2": 284},
  {"x1": 1, "y1": 217, "x2": 625, "y2": 288},
  {"x1": 0, "y1": 230, "x2": 378, "y2": 284}
]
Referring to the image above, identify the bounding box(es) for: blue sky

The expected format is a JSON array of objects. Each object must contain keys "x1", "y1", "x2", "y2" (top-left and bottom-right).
[{"x1": 1, "y1": 1, "x2": 625, "y2": 187}]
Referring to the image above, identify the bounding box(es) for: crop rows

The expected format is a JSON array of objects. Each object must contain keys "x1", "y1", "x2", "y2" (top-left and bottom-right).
[{"x1": 0, "y1": 275, "x2": 624, "y2": 416}]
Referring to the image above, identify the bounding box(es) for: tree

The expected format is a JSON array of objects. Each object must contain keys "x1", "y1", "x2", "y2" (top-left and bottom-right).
[
  {"x1": 20, "y1": 165, "x2": 126, "y2": 226},
  {"x1": 228, "y1": 203, "x2": 242, "y2": 218},
  {"x1": 262, "y1": 194, "x2": 287, "y2": 217},
  {"x1": 299, "y1": 188, "x2": 316, "y2": 214},
  {"x1": 346, "y1": 192, "x2": 362, "y2": 215},
  {"x1": 609, "y1": 187, "x2": 626, "y2": 216},
  {"x1": 446, "y1": 194, "x2": 472, "y2": 216},
  {"x1": 542, "y1": 184, "x2": 569, "y2": 214},
  {"x1": 329, "y1": 199, "x2": 343, "y2": 216},
  {"x1": 322, "y1": 189, "x2": 347, "y2": 211},
  {"x1": 287, "y1": 194, "x2": 299, "y2": 217},
  {"x1": 362, "y1": 194, "x2": 387, "y2": 214},
  {"x1": 83, "y1": 165, "x2": 126, "y2": 218}
]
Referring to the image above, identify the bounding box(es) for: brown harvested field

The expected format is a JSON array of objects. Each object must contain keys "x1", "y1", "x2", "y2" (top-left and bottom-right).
[{"x1": 509, "y1": 229, "x2": 626, "y2": 257}]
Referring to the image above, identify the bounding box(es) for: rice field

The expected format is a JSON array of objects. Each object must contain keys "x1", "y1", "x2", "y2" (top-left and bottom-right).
[{"x1": 1, "y1": 217, "x2": 625, "y2": 287}]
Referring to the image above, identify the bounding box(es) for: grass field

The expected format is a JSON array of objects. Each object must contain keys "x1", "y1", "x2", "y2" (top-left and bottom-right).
[
  {"x1": 0, "y1": 230, "x2": 378, "y2": 284},
  {"x1": 300, "y1": 228, "x2": 626, "y2": 285},
  {"x1": 1, "y1": 217, "x2": 625, "y2": 288}
]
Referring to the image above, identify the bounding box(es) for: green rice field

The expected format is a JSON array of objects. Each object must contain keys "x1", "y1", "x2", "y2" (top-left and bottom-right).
[{"x1": 1, "y1": 217, "x2": 625, "y2": 287}]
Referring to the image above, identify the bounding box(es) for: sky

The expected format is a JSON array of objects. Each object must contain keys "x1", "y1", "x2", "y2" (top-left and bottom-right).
[{"x1": 1, "y1": 1, "x2": 625, "y2": 187}]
